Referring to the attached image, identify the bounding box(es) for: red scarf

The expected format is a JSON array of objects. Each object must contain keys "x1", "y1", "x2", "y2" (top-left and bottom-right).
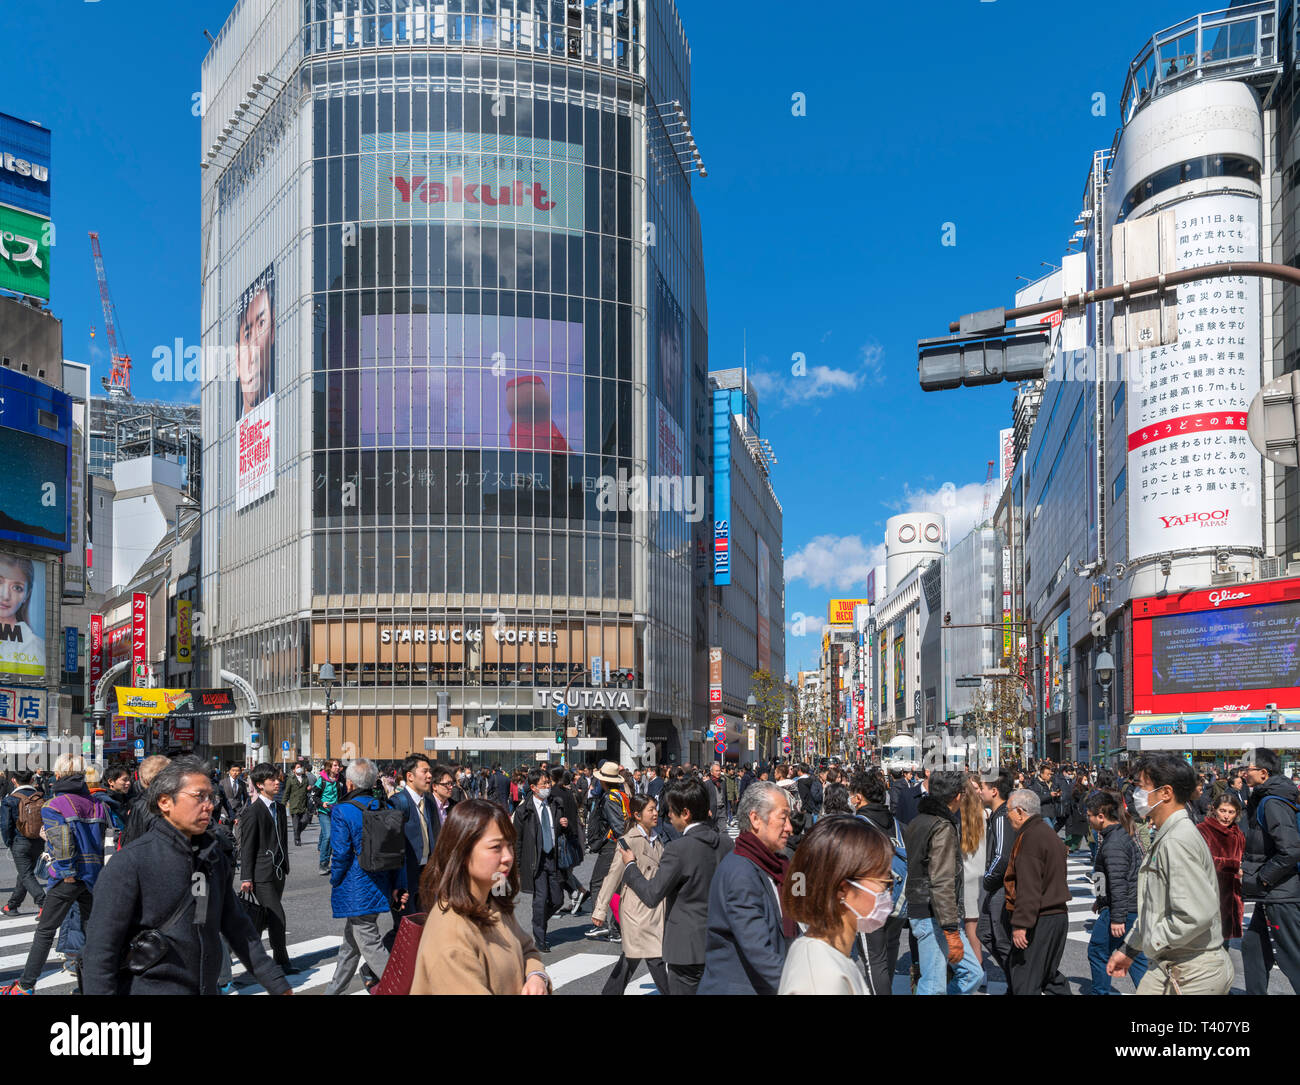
[{"x1": 733, "y1": 831, "x2": 796, "y2": 939}]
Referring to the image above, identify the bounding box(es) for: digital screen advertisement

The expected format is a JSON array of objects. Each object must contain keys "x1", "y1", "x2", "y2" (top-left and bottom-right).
[
  {"x1": 361, "y1": 133, "x2": 585, "y2": 236},
  {"x1": 1134, "y1": 578, "x2": 1300, "y2": 713},
  {"x1": 0, "y1": 551, "x2": 46, "y2": 679},
  {"x1": 0, "y1": 368, "x2": 71, "y2": 552},
  {"x1": 358, "y1": 314, "x2": 583, "y2": 452},
  {"x1": 0, "y1": 204, "x2": 51, "y2": 301},
  {"x1": 236, "y1": 393, "x2": 276, "y2": 510}
]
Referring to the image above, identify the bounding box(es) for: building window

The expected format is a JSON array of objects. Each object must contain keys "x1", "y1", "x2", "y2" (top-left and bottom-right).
[
  {"x1": 1111, "y1": 383, "x2": 1125, "y2": 419},
  {"x1": 1113, "y1": 467, "x2": 1126, "y2": 502}
]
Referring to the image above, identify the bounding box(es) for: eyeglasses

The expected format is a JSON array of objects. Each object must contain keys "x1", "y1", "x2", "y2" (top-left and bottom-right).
[
  {"x1": 178, "y1": 790, "x2": 216, "y2": 807},
  {"x1": 433, "y1": 779, "x2": 454, "y2": 789}
]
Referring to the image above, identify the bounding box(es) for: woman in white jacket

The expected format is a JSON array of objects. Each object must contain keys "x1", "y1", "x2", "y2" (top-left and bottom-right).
[
  {"x1": 778, "y1": 816, "x2": 894, "y2": 995},
  {"x1": 592, "y1": 794, "x2": 668, "y2": 994}
]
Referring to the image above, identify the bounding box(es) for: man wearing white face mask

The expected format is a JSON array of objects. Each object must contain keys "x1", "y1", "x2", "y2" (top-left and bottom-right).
[
  {"x1": 778, "y1": 817, "x2": 894, "y2": 994},
  {"x1": 1106, "y1": 754, "x2": 1233, "y2": 994}
]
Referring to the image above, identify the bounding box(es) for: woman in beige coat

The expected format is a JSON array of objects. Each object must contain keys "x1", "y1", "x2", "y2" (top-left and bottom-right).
[
  {"x1": 591, "y1": 794, "x2": 668, "y2": 994},
  {"x1": 410, "y1": 799, "x2": 552, "y2": 995}
]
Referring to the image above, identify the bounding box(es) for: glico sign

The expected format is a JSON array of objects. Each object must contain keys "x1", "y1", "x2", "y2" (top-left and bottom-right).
[{"x1": 1132, "y1": 576, "x2": 1300, "y2": 715}]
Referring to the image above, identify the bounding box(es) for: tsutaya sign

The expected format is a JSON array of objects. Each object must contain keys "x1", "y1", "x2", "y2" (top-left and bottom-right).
[
  {"x1": 535, "y1": 688, "x2": 641, "y2": 711},
  {"x1": 382, "y1": 625, "x2": 559, "y2": 645}
]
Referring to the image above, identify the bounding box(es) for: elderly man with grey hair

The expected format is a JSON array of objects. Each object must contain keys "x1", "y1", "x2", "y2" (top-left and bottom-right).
[
  {"x1": 323, "y1": 758, "x2": 408, "y2": 995},
  {"x1": 1003, "y1": 787, "x2": 1071, "y2": 995},
  {"x1": 698, "y1": 780, "x2": 794, "y2": 995}
]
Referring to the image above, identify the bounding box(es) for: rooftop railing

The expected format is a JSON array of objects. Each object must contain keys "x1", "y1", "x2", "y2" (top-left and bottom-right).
[{"x1": 1119, "y1": 1, "x2": 1281, "y2": 124}]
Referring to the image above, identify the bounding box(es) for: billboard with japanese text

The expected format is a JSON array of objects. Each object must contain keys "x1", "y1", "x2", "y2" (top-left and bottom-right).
[
  {"x1": 1124, "y1": 193, "x2": 1262, "y2": 560},
  {"x1": 0, "y1": 368, "x2": 71, "y2": 552}
]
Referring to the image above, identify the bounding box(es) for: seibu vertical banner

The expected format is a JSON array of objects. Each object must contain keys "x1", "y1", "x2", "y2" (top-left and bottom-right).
[
  {"x1": 131, "y1": 592, "x2": 148, "y2": 683},
  {"x1": 1125, "y1": 192, "x2": 1262, "y2": 560}
]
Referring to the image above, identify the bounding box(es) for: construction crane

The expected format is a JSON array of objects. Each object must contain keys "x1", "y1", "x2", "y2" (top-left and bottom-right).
[
  {"x1": 981, "y1": 459, "x2": 996, "y2": 525},
  {"x1": 88, "y1": 232, "x2": 133, "y2": 399}
]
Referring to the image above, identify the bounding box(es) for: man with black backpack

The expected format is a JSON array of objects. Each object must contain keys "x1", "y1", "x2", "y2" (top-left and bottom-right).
[
  {"x1": 1, "y1": 770, "x2": 47, "y2": 915},
  {"x1": 324, "y1": 758, "x2": 407, "y2": 994},
  {"x1": 583, "y1": 761, "x2": 630, "y2": 944},
  {"x1": 1240, "y1": 748, "x2": 1300, "y2": 994}
]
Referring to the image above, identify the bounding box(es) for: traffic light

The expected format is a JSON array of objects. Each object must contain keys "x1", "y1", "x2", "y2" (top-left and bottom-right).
[
  {"x1": 918, "y1": 316, "x2": 1052, "y2": 391},
  {"x1": 555, "y1": 728, "x2": 565, "y2": 744}
]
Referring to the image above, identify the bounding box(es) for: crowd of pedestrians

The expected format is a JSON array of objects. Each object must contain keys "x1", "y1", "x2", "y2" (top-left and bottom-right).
[{"x1": 1, "y1": 745, "x2": 1298, "y2": 996}]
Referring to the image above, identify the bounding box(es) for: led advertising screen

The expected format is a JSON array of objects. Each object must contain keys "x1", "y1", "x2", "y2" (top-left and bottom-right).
[
  {"x1": 361, "y1": 133, "x2": 584, "y2": 236},
  {"x1": 0, "y1": 369, "x2": 71, "y2": 551},
  {"x1": 234, "y1": 263, "x2": 276, "y2": 420},
  {"x1": 1133, "y1": 577, "x2": 1300, "y2": 713},
  {"x1": 359, "y1": 315, "x2": 583, "y2": 452},
  {"x1": 0, "y1": 551, "x2": 46, "y2": 679},
  {"x1": 0, "y1": 205, "x2": 51, "y2": 301},
  {"x1": 1151, "y1": 601, "x2": 1300, "y2": 697}
]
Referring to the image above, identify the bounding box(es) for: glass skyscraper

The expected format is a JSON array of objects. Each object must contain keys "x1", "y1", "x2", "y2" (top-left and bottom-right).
[{"x1": 200, "y1": 0, "x2": 708, "y2": 764}]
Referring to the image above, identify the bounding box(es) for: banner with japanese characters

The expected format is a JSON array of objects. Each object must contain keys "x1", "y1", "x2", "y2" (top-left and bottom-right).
[
  {"x1": 1125, "y1": 192, "x2": 1262, "y2": 560},
  {"x1": 236, "y1": 392, "x2": 275, "y2": 510}
]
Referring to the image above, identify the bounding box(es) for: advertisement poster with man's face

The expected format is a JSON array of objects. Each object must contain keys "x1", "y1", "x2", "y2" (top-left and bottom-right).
[
  {"x1": 235, "y1": 263, "x2": 276, "y2": 419},
  {"x1": 0, "y1": 551, "x2": 45, "y2": 678}
]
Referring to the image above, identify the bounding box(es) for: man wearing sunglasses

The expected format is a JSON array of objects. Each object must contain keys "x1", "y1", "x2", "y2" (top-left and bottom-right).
[{"x1": 82, "y1": 756, "x2": 291, "y2": 995}]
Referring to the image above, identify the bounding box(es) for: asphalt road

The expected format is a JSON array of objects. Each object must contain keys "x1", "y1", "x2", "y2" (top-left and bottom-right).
[{"x1": 0, "y1": 816, "x2": 1292, "y2": 995}]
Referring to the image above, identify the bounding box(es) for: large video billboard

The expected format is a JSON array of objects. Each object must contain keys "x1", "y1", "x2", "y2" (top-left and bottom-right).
[
  {"x1": 361, "y1": 133, "x2": 584, "y2": 236},
  {"x1": 358, "y1": 315, "x2": 583, "y2": 452},
  {"x1": 0, "y1": 551, "x2": 46, "y2": 679},
  {"x1": 1125, "y1": 193, "x2": 1262, "y2": 559},
  {"x1": 1133, "y1": 577, "x2": 1300, "y2": 713},
  {"x1": 0, "y1": 369, "x2": 70, "y2": 551},
  {"x1": 0, "y1": 205, "x2": 50, "y2": 302}
]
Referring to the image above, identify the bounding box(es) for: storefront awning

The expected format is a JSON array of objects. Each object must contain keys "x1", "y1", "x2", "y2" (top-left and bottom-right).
[{"x1": 1126, "y1": 711, "x2": 1300, "y2": 751}]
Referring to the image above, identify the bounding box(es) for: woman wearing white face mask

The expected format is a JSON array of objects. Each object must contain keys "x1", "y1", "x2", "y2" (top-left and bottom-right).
[{"x1": 778, "y1": 817, "x2": 893, "y2": 994}]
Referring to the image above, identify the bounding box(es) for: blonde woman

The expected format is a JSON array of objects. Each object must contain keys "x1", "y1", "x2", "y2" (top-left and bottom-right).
[
  {"x1": 958, "y1": 775, "x2": 987, "y2": 973},
  {"x1": 591, "y1": 794, "x2": 668, "y2": 994}
]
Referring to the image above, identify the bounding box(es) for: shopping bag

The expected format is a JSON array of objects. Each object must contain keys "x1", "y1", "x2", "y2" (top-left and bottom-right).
[{"x1": 371, "y1": 912, "x2": 427, "y2": 996}]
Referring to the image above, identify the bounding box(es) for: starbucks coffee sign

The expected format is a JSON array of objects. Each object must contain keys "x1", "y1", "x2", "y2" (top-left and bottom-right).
[{"x1": 381, "y1": 625, "x2": 559, "y2": 645}]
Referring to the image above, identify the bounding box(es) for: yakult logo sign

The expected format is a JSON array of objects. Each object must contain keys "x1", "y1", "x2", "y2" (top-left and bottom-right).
[
  {"x1": 393, "y1": 176, "x2": 558, "y2": 211},
  {"x1": 1158, "y1": 510, "x2": 1229, "y2": 530}
]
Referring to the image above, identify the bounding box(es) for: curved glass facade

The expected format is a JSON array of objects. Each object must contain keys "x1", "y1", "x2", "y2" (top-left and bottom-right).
[{"x1": 202, "y1": 0, "x2": 704, "y2": 762}]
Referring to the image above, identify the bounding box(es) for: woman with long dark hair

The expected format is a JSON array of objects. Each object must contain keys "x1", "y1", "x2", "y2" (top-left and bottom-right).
[
  {"x1": 411, "y1": 799, "x2": 551, "y2": 995},
  {"x1": 591, "y1": 794, "x2": 668, "y2": 994}
]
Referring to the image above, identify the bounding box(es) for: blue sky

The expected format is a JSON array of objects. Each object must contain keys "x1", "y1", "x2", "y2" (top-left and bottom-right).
[{"x1": 3, "y1": 0, "x2": 1206, "y2": 673}]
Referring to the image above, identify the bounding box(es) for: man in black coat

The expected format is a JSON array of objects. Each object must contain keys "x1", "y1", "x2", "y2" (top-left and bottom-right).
[
  {"x1": 1241, "y1": 748, "x2": 1300, "y2": 994},
  {"x1": 82, "y1": 756, "x2": 289, "y2": 996},
  {"x1": 217, "y1": 764, "x2": 249, "y2": 826},
  {"x1": 888, "y1": 770, "x2": 922, "y2": 826},
  {"x1": 239, "y1": 763, "x2": 292, "y2": 973},
  {"x1": 1029, "y1": 764, "x2": 1061, "y2": 829},
  {"x1": 512, "y1": 768, "x2": 566, "y2": 953},
  {"x1": 618, "y1": 777, "x2": 732, "y2": 995},
  {"x1": 488, "y1": 765, "x2": 512, "y2": 809}
]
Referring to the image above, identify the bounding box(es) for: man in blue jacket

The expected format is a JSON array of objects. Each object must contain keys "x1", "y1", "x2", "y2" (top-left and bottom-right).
[
  {"x1": 323, "y1": 758, "x2": 407, "y2": 995},
  {"x1": 2, "y1": 754, "x2": 107, "y2": 995},
  {"x1": 698, "y1": 780, "x2": 794, "y2": 995}
]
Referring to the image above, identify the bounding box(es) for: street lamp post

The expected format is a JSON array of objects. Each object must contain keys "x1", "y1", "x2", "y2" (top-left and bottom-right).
[
  {"x1": 1095, "y1": 650, "x2": 1114, "y2": 766},
  {"x1": 745, "y1": 692, "x2": 757, "y2": 766},
  {"x1": 318, "y1": 662, "x2": 336, "y2": 762}
]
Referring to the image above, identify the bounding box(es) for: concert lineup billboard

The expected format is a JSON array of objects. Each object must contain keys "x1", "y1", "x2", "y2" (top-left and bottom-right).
[{"x1": 1133, "y1": 577, "x2": 1300, "y2": 714}]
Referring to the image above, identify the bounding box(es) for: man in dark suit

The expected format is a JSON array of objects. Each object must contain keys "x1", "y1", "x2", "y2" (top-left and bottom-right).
[
  {"x1": 488, "y1": 764, "x2": 512, "y2": 809},
  {"x1": 513, "y1": 768, "x2": 566, "y2": 953},
  {"x1": 645, "y1": 765, "x2": 664, "y2": 805},
  {"x1": 239, "y1": 763, "x2": 292, "y2": 973},
  {"x1": 217, "y1": 764, "x2": 249, "y2": 826},
  {"x1": 389, "y1": 755, "x2": 454, "y2": 916},
  {"x1": 616, "y1": 777, "x2": 732, "y2": 995}
]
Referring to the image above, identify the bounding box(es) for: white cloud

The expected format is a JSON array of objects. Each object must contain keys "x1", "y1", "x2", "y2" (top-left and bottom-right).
[
  {"x1": 785, "y1": 535, "x2": 885, "y2": 592},
  {"x1": 750, "y1": 342, "x2": 885, "y2": 408},
  {"x1": 785, "y1": 613, "x2": 826, "y2": 639},
  {"x1": 784, "y1": 476, "x2": 992, "y2": 594}
]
